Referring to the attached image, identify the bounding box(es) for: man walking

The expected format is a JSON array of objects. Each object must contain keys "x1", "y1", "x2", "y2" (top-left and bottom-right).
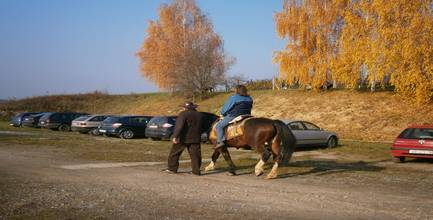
[{"x1": 163, "y1": 101, "x2": 204, "y2": 176}]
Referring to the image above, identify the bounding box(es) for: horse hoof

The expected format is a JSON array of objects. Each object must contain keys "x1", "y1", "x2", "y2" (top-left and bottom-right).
[
  {"x1": 204, "y1": 162, "x2": 215, "y2": 172},
  {"x1": 255, "y1": 170, "x2": 264, "y2": 176},
  {"x1": 228, "y1": 171, "x2": 236, "y2": 176},
  {"x1": 265, "y1": 173, "x2": 277, "y2": 179}
]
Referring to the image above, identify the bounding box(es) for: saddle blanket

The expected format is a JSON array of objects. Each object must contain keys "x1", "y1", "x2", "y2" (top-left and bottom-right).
[{"x1": 226, "y1": 116, "x2": 253, "y2": 140}]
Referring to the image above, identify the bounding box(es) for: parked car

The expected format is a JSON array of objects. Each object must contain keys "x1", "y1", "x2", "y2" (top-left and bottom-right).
[
  {"x1": 145, "y1": 116, "x2": 177, "y2": 140},
  {"x1": 282, "y1": 120, "x2": 338, "y2": 148},
  {"x1": 21, "y1": 112, "x2": 50, "y2": 128},
  {"x1": 38, "y1": 112, "x2": 88, "y2": 131},
  {"x1": 391, "y1": 125, "x2": 433, "y2": 163},
  {"x1": 72, "y1": 114, "x2": 112, "y2": 135},
  {"x1": 98, "y1": 115, "x2": 152, "y2": 139},
  {"x1": 9, "y1": 112, "x2": 40, "y2": 127}
]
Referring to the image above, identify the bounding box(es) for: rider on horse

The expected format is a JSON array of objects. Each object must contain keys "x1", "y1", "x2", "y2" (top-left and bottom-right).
[{"x1": 214, "y1": 85, "x2": 253, "y2": 150}]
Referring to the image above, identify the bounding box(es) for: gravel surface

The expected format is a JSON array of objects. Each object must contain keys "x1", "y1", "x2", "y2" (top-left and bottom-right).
[{"x1": 1, "y1": 146, "x2": 433, "y2": 220}]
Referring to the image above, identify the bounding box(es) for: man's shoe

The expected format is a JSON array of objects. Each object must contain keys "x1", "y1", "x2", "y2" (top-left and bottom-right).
[
  {"x1": 214, "y1": 142, "x2": 225, "y2": 150},
  {"x1": 161, "y1": 169, "x2": 176, "y2": 174},
  {"x1": 189, "y1": 171, "x2": 201, "y2": 176}
]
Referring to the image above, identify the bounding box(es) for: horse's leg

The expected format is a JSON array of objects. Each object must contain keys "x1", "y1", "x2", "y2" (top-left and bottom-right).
[
  {"x1": 205, "y1": 149, "x2": 220, "y2": 172},
  {"x1": 220, "y1": 147, "x2": 236, "y2": 175},
  {"x1": 265, "y1": 142, "x2": 281, "y2": 179},
  {"x1": 255, "y1": 145, "x2": 271, "y2": 176}
]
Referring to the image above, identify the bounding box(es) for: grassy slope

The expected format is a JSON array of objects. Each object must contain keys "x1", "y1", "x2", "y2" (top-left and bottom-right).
[{"x1": 2, "y1": 90, "x2": 433, "y2": 141}]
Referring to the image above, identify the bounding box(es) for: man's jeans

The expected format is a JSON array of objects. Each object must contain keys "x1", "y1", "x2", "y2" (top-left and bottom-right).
[{"x1": 216, "y1": 116, "x2": 236, "y2": 143}]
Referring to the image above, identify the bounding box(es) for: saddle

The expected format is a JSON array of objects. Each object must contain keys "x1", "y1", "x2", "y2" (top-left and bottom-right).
[
  {"x1": 210, "y1": 115, "x2": 253, "y2": 141},
  {"x1": 228, "y1": 114, "x2": 252, "y2": 124}
]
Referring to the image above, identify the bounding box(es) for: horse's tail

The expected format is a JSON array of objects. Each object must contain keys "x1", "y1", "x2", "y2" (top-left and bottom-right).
[{"x1": 272, "y1": 120, "x2": 296, "y2": 166}]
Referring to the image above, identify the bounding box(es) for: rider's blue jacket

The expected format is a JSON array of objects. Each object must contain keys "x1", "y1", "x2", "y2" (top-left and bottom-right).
[{"x1": 220, "y1": 94, "x2": 253, "y2": 117}]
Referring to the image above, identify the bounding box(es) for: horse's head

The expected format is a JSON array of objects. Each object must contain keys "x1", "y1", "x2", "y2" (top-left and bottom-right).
[{"x1": 200, "y1": 112, "x2": 219, "y2": 143}]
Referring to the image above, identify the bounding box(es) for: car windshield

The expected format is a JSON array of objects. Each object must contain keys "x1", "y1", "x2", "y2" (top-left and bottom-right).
[
  {"x1": 303, "y1": 122, "x2": 320, "y2": 130},
  {"x1": 13, "y1": 113, "x2": 25, "y2": 118},
  {"x1": 39, "y1": 113, "x2": 53, "y2": 120},
  {"x1": 103, "y1": 117, "x2": 121, "y2": 123},
  {"x1": 74, "y1": 116, "x2": 91, "y2": 121},
  {"x1": 399, "y1": 128, "x2": 433, "y2": 140},
  {"x1": 148, "y1": 117, "x2": 167, "y2": 125},
  {"x1": 33, "y1": 113, "x2": 46, "y2": 117}
]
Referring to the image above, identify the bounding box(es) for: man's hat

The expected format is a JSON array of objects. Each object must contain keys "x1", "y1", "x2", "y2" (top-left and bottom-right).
[{"x1": 180, "y1": 101, "x2": 198, "y2": 109}]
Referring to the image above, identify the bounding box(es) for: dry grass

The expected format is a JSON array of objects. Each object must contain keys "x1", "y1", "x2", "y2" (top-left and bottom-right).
[{"x1": 2, "y1": 90, "x2": 433, "y2": 141}]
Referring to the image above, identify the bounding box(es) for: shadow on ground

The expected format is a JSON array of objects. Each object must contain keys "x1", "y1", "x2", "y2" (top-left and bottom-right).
[{"x1": 203, "y1": 158, "x2": 387, "y2": 179}]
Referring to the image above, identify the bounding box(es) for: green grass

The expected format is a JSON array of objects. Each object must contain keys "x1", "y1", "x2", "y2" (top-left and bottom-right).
[
  {"x1": 0, "y1": 121, "x2": 219, "y2": 162},
  {"x1": 327, "y1": 140, "x2": 391, "y2": 161},
  {"x1": 0, "y1": 121, "x2": 392, "y2": 165}
]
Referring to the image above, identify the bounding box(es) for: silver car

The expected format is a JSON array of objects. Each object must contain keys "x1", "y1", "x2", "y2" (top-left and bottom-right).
[
  {"x1": 282, "y1": 120, "x2": 338, "y2": 148},
  {"x1": 72, "y1": 115, "x2": 111, "y2": 135}
]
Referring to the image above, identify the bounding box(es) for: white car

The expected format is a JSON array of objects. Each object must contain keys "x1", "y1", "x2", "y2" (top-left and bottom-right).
[
  {"x1": 71, "y1": 115, "x2": 112, "y2": 135},
  {"x1": 282, "y1": 120, "x2": 338, "y2": 148}
]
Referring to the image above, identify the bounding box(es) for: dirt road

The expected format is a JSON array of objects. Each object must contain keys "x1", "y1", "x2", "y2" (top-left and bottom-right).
[{"x1": 1, "y1": 146, "x2": 433, "y2": 220}]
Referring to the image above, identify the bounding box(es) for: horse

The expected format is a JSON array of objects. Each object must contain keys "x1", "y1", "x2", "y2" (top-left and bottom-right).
[{"x1": 204, "y1": 117, "x2": 297, "y2": 179}]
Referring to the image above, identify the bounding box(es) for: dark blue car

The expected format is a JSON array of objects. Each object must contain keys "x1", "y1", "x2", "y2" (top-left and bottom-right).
[
  {"x1": 9, "y1": 112, "x2": 41, "y2": 127},
  {"x1": 145, "y1": 116, "x2": 177, "y2": 140},
  {"x1": 98, "y1": 116, "x2": 152, "y2": 139},
  {"x1": 22, "y1": 112, "x2": 50, "y2": 128}
]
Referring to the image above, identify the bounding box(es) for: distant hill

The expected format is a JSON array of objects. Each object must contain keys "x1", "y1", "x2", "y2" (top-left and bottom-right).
[{"x1": 1, "y1": 90, "x2": 433, "y2": 142}]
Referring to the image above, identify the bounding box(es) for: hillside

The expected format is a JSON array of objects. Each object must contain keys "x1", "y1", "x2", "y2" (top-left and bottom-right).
[{"x1": 1, "y1": 90, "x2": 433, "y2": 142}]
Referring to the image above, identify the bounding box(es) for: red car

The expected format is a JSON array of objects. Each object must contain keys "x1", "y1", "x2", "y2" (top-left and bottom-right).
[{"x1": 391, "y1": 125, "x2": 433, "y2": 163}]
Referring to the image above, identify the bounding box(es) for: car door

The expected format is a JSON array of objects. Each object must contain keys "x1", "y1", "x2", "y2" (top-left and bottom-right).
[
  {"x1": 88, "y1": 116, "x2": 100, "y2": 127},
  {"x1": 136, "y1": 117, "x2": 149, "y2": 135},
  {"x1": 127, "y1": 117, "x2": 139, "y2": 133},
  {"x1": 301, "y1": 121, "x2": 326, "y2": 145},
  {"x1": 288, "y1": 121, "x2": 308, "y2": 145}
]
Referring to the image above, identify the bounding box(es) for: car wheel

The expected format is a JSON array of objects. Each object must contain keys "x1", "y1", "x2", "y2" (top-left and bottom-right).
[
  {"x1": 120, "y1": 129, "x2": 134, "y2": 139},
  {"x1": 392, "y1": 156, "x2": 405, "y2": 163},
  {"x1": 326, "y1": 136, "x2": 338, "y2": 148},
  {"x1": 89, "y1": 128, "x2": 100, "y2": 136},
  {"x1": 58, "y1": 124, "x2": 71, "y2": 132}
]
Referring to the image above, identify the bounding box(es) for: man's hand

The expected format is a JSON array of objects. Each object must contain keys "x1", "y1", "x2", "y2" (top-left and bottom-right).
[{"x1": 172, "y1": 138, "x2": 179, "y2": 144}]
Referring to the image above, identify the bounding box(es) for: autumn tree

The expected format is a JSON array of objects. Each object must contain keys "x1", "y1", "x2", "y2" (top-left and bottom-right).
[
  {"x1": 137, "y1": 0, "x2": 233, "y2": 98},
  {"x1": 275, "y1": 0, "x2": 433, "y2": 103},
  {"x1": 274, "y1": 0, "x2": 348, "y2": 90},
  {"x1": 335, "y1": 0, "x2": 433, "y2": 101}
]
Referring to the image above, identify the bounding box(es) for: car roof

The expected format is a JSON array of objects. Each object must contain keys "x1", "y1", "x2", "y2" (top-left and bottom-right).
[
  {"x1": 88, "y1": 114, "x2": 114, "y2": 117},
  {"x1": 119, "y1": 115, "x2": 152, "y2": 118}
]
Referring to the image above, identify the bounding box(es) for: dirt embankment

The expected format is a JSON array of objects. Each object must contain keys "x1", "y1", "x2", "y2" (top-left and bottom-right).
[{"x1": 2, "y1": 90, "x2": 433, "y2": 141}]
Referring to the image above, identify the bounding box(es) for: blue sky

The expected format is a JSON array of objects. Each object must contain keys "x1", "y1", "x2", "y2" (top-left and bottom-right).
[{"x1": 0, "y1": 0, "x2": 285, "y2": 99}]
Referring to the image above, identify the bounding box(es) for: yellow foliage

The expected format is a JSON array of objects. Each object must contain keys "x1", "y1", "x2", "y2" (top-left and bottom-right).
[
  {"x1": 136, "y1": 0, "x2": 231, "y2": 96},
  {"x1": 275, "y1": 0, "x2": 433, "y2": 103},
  {"x1": 274, "y1": 0, "x2": 348, "y2": 89}
]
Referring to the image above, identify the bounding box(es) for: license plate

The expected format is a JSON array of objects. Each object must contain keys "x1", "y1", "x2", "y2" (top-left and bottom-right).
[
  {"x1": 40, "y1": 122, "x2": 45, "y2": 124},
  {"x1": 409, "y1": 149, "x2": 433, "y2": 155},
  {"x1": 148, "y1": 125, "x2": 158, "y2": 129},
  {"x1": 99, "y1": 129, "x2": 106, "y2": 133}
]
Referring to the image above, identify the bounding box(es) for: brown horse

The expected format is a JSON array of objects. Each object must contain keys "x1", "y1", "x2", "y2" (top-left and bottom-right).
[{"x1": 205, "y1": 117, "x2": 296, "y2": 179}]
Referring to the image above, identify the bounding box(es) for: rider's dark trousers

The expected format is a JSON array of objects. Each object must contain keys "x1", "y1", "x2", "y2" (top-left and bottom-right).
[{"x1": 167, "y1": 142, "x2": 201, "y2": 175}]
